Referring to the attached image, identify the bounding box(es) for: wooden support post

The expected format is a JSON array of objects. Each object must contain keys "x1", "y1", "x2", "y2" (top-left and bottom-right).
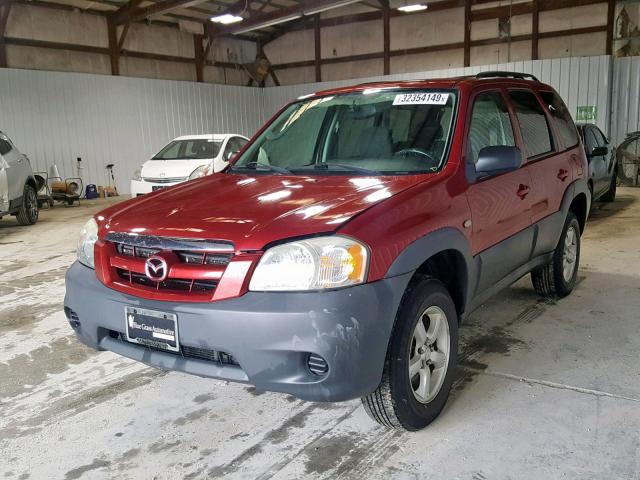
[
  {"x1": 531, "y1": 0, "x2": 539, "y2": 60},
  {"x1": 382, "y1": 0, "x2": 390, "y2": 75},
  {"x1": 0, "y1": 3, "x2": 10, "y2": 68},
  {"x1": 606, "y1": 0, "x2": 615, "y2": 55},
  {"x1": 314, "y1": 15, "x2": 321, "y2": 82},
  {"x1": 107, "y1": 16, "x2": 119, "y2": 75},
  {"x1": 463, "y1": 0, "x2": 470, "y2": 67},
  {"x1": 118, "y1": 23, "x2": 130, "y2": 51},
  {"x1": 194, "y1": 34, "x2": 204, "y2": 82},
  {"x1": 269, "y1": 68, "x2": 281, "y2": 86}
]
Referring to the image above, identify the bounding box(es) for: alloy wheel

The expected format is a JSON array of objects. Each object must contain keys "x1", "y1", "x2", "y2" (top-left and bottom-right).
[
  {"x1": 562, "y1": 225, "x2": 578, "y2": 282},
  {"x1": 409, "y1": 305, "x2": 450, "y2": 404}
]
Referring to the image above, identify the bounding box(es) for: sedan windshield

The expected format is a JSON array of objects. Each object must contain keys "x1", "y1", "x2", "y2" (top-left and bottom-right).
[
  {"x1": 153, "y1": 139, "x2": 222, "y2": 160},
  {"x1": 231, "y1": 89, "x2": 456, "y2": 175}
]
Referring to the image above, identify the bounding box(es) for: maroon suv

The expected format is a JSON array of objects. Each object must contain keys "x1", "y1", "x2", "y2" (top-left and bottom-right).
[{"x1": 66, "y1": 71, "x2": 589, "y2": 431}]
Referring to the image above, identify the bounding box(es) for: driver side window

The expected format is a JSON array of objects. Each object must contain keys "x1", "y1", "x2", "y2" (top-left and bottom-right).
[
  {"x1": 224, "y1": 137, "x2": 248, "y2": 161},
  {"x1": 467, "y1": 91, "x2": 515, "y2": 165}
]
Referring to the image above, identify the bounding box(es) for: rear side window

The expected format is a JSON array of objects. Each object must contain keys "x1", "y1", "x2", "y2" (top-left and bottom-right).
[
  {"x1": 540, "y1": 91, "x2": 579, "y2": 149},
  {"x1": 467, "y1": 91, "x2": 515, "y2": 165},
  {"x1": 509, "y1": 90, "x2": 554, "y2": 159}
]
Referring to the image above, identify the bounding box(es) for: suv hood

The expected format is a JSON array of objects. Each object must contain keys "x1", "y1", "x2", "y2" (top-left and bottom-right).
[
  {"x1": 104, "y1": 173, "x2": 425, "y2": 250},
  {"x1": 141, "y1": 158, "x2": 215, "y2": 179}
]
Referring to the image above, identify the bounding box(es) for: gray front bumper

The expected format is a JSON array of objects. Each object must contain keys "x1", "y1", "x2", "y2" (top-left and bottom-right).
[{"x1": 64, "y1": 262, "x2": 412, "y2": 402}]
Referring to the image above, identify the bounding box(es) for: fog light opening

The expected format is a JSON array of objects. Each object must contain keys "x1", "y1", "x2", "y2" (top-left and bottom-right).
[
  {"x1": 307, "y1": 353, "x2": 329, "y2": 376},
  {"x1": 64, "y1": 307, "x2": 80, "y2": 329}
]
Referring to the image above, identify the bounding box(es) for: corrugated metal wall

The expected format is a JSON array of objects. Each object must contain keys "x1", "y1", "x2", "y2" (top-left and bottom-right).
[
  {"x1": 611, "y1": 56, "x2": 640, "y2": 146},
  {"x1": 264, "y1": 55, "x2": 612, "y2": 137},
  {"x1": 0, "y1": 68, "x2": 265, "y2": 194},
  {"x1": 0, "y1": 55, "x2": 615, "y2": 194}
]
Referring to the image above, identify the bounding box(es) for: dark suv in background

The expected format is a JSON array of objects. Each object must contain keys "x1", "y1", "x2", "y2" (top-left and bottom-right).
[
  {"x1": 577, "y1": 123, "x2": 617, "y2": 203},
  {"x1": 66, "y1": 72, "x2": 589, "y2": 431}
]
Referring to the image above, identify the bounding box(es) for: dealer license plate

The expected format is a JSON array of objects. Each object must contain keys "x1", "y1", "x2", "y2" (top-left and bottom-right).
[{"x1": 125, "y1": 307, "x2": 179, "y2": 352}]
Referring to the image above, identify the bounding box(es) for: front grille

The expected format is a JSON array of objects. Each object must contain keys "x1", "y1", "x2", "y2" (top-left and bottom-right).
[
  {"x1": 143, "y1": 176, "x2": 187, "y2": 184},
  {"x1": 116, "y1": 269, "x2": 217, "y2": 293},
  {"x1": 177, "y1": 251, "x2": 232, "y2": 265},
  {"x1": 115, "y1": 332, "x2": 240, "y2": 366},
  {"x1": 115, "y1": 242, "x2": 232, "y2": 266},
  {"x1": 116, "y1": 243, "x2": 159, "y2": 258},
  {"x1": 105, "y1": 232, "x2": 235, "y2": 302},
  {"x1": 182, "y1": 346, "x2": 239, "y2": 365}
]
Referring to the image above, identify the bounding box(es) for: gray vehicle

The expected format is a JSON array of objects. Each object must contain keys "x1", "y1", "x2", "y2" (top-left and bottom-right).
[
  {"x1": 577, "y1": 124, "x2": 617, "y2": 203},
  {"x1": 0, "y1": 131, "x2": 39, "y2": 225}
]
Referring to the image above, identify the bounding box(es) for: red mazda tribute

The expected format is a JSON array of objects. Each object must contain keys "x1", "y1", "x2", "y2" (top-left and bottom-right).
[{"x1": 65, "y1": 72, "x2": 589, "y2": 431}]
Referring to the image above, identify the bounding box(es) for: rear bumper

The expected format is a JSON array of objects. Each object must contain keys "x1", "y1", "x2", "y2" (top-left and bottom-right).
[{"x1": 64, "y1": 262, "x2": 412, "y2": 402}]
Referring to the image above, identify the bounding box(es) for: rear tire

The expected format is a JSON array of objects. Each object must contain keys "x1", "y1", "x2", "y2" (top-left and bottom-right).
[
  {"x1": 601, "y1": 173, "x2": 617, "y2": 202},
  {"x1": 531, "y1": 212, "x2": 580, "y2": 299},
  {"x1": 361, "y1": 278, "x2": 458, "y2": 431},
  {"x1": 16, "y1": 184, "x2": 38, "y2": 226}
]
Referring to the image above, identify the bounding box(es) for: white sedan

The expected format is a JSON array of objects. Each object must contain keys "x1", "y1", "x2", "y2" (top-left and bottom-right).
[{"x1": 131, "y1": 134, "x2": 249, "y2": 197}]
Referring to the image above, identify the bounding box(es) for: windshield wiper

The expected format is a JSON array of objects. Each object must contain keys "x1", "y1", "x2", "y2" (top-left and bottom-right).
[
  {"x1": 232, "y1": 161, "x2": 292, "y2": 176},
  {"x1": 296, "y1": 163, "x2": 381, "y2": 175}
]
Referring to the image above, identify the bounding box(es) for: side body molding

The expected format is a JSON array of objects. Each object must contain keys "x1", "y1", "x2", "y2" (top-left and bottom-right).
[{"x1": 384, "y1": 227, "x2": 476, "y2": 315}]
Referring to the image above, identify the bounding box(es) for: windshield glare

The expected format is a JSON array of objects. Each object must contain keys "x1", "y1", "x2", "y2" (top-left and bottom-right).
[
  {"x1": 153, "y1": 139, "x2": 222, "y2": 160},
  {"x1": 232, "y1": 90, "x2": 456, "y2": 175}
]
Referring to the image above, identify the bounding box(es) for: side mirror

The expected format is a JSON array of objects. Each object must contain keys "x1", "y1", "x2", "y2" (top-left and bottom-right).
[
  {"x1": 475, "y1": 146, "x2": 523, "y2": 179},
  {"x1": 589, "y1": 146, "x2": 608, "y2": 157}
]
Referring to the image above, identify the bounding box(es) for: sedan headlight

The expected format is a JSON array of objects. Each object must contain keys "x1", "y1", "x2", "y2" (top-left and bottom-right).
[
  {"x1": 132, "y1": 168, "x2": 142, "y2": 181},
  {"x1": 77, "y1": 218, "x2": 98, "y2": 269},
  {"x1": 249, "y1": 236, "x2": 369, "y2": 291},
  {"x1": 189, "y1": 164, "x2": 211, "y2": 180}
]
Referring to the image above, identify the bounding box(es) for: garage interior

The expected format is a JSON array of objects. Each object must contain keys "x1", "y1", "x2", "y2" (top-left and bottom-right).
[{"x1": 1, "y1": 0, "x2": 640, "y2": 478}]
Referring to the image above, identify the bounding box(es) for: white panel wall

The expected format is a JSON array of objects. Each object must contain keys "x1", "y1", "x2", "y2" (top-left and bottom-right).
[
  {"x1": 611, "y1": 57, "x2": 640, "y2": 146},
  {"x1": 0, "y1": 68, "x2": 265, "y2": 194},
  {"x1": 263, "y1": 55, "x2": 612, "y2": 136},
  {"x1": 0, "y1": 55, "x2": 617, "y2": 197}
]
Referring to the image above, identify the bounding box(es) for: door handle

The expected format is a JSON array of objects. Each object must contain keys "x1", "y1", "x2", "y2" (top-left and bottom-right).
[
  {"x1": 517, "y1": 184, "x2": 530, "y2": 199},
  {"x1": 557, "y1": 169, "x2": 569, "y2": 181}
]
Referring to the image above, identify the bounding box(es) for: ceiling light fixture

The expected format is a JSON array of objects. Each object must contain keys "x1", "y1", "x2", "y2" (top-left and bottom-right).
[
  {"x1": 397, "y1": 3, "x2": 428, "y2": 12},
  {"x1": 210, "y1": 13, "x2": 243, "y2": 24},
  {"x1": 303, "y1": 0, "x2": 361, "y2": 16},
  {"x1": 232, "y1": 13, "x2": 302, "y2": 34}
]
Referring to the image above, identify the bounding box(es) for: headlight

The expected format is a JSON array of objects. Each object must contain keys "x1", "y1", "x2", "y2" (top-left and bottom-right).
[
  {"x1": 132, "y1": 168, "x2": 142, "y2": 181},
  {"x1": 189, "y1": 164, "x2": 210, "y2": 180},
  {"x1": 77, "y1": 218, "x2": 98, "y2": 269},
  {"x1": 249, "y1": 236, "x2": 369, "y2": 291}
]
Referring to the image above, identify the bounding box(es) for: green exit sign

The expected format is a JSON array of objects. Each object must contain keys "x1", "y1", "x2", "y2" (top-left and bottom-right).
[{"x1": 577, "y1": 106, "x2": 597, "y2": 122}]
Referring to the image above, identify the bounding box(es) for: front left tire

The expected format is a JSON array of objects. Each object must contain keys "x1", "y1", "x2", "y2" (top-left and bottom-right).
[
  {"x1": 16, "y1": 184, "x2": 38, "y2": 225},
  {"x1": 361, "y1": 277, "x2": 458, "y2": 431},
  {"x1": 601, "y1": 172, "x2": 617, "y2": 202}
]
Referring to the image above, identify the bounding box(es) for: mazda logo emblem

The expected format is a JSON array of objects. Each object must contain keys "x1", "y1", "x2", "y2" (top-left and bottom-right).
[{"x1": 145, "y1": 255, "x2": 168, "y2": 282}]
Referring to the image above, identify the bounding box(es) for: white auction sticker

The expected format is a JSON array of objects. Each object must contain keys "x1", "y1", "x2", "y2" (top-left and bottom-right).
[{"x1": 393, "y1": 92, "x2": 449, "y2": 105}]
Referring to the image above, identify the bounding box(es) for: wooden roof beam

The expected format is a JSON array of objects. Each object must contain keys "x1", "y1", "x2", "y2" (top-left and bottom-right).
[{"x1": 113, "y1": 0, "x2": 212, "y2": 24}]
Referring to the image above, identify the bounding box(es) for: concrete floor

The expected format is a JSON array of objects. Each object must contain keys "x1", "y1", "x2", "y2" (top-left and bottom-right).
[{"x1": 1, "y1": 190, "x2": 639, "y2": 480}]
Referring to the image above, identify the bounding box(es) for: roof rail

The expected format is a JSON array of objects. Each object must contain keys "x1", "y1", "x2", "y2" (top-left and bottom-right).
[{"x1": 475, "y1": 71, "x2": 539, "y2": 82}]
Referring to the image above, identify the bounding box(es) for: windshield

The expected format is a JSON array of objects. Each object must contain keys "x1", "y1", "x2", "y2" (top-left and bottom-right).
[
  {"x1": 153, "y1": 139, "x2": 222, "y2": 160},
  {"x1": 231, "y1": 89, "x2": 456, "y2": 175}
]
